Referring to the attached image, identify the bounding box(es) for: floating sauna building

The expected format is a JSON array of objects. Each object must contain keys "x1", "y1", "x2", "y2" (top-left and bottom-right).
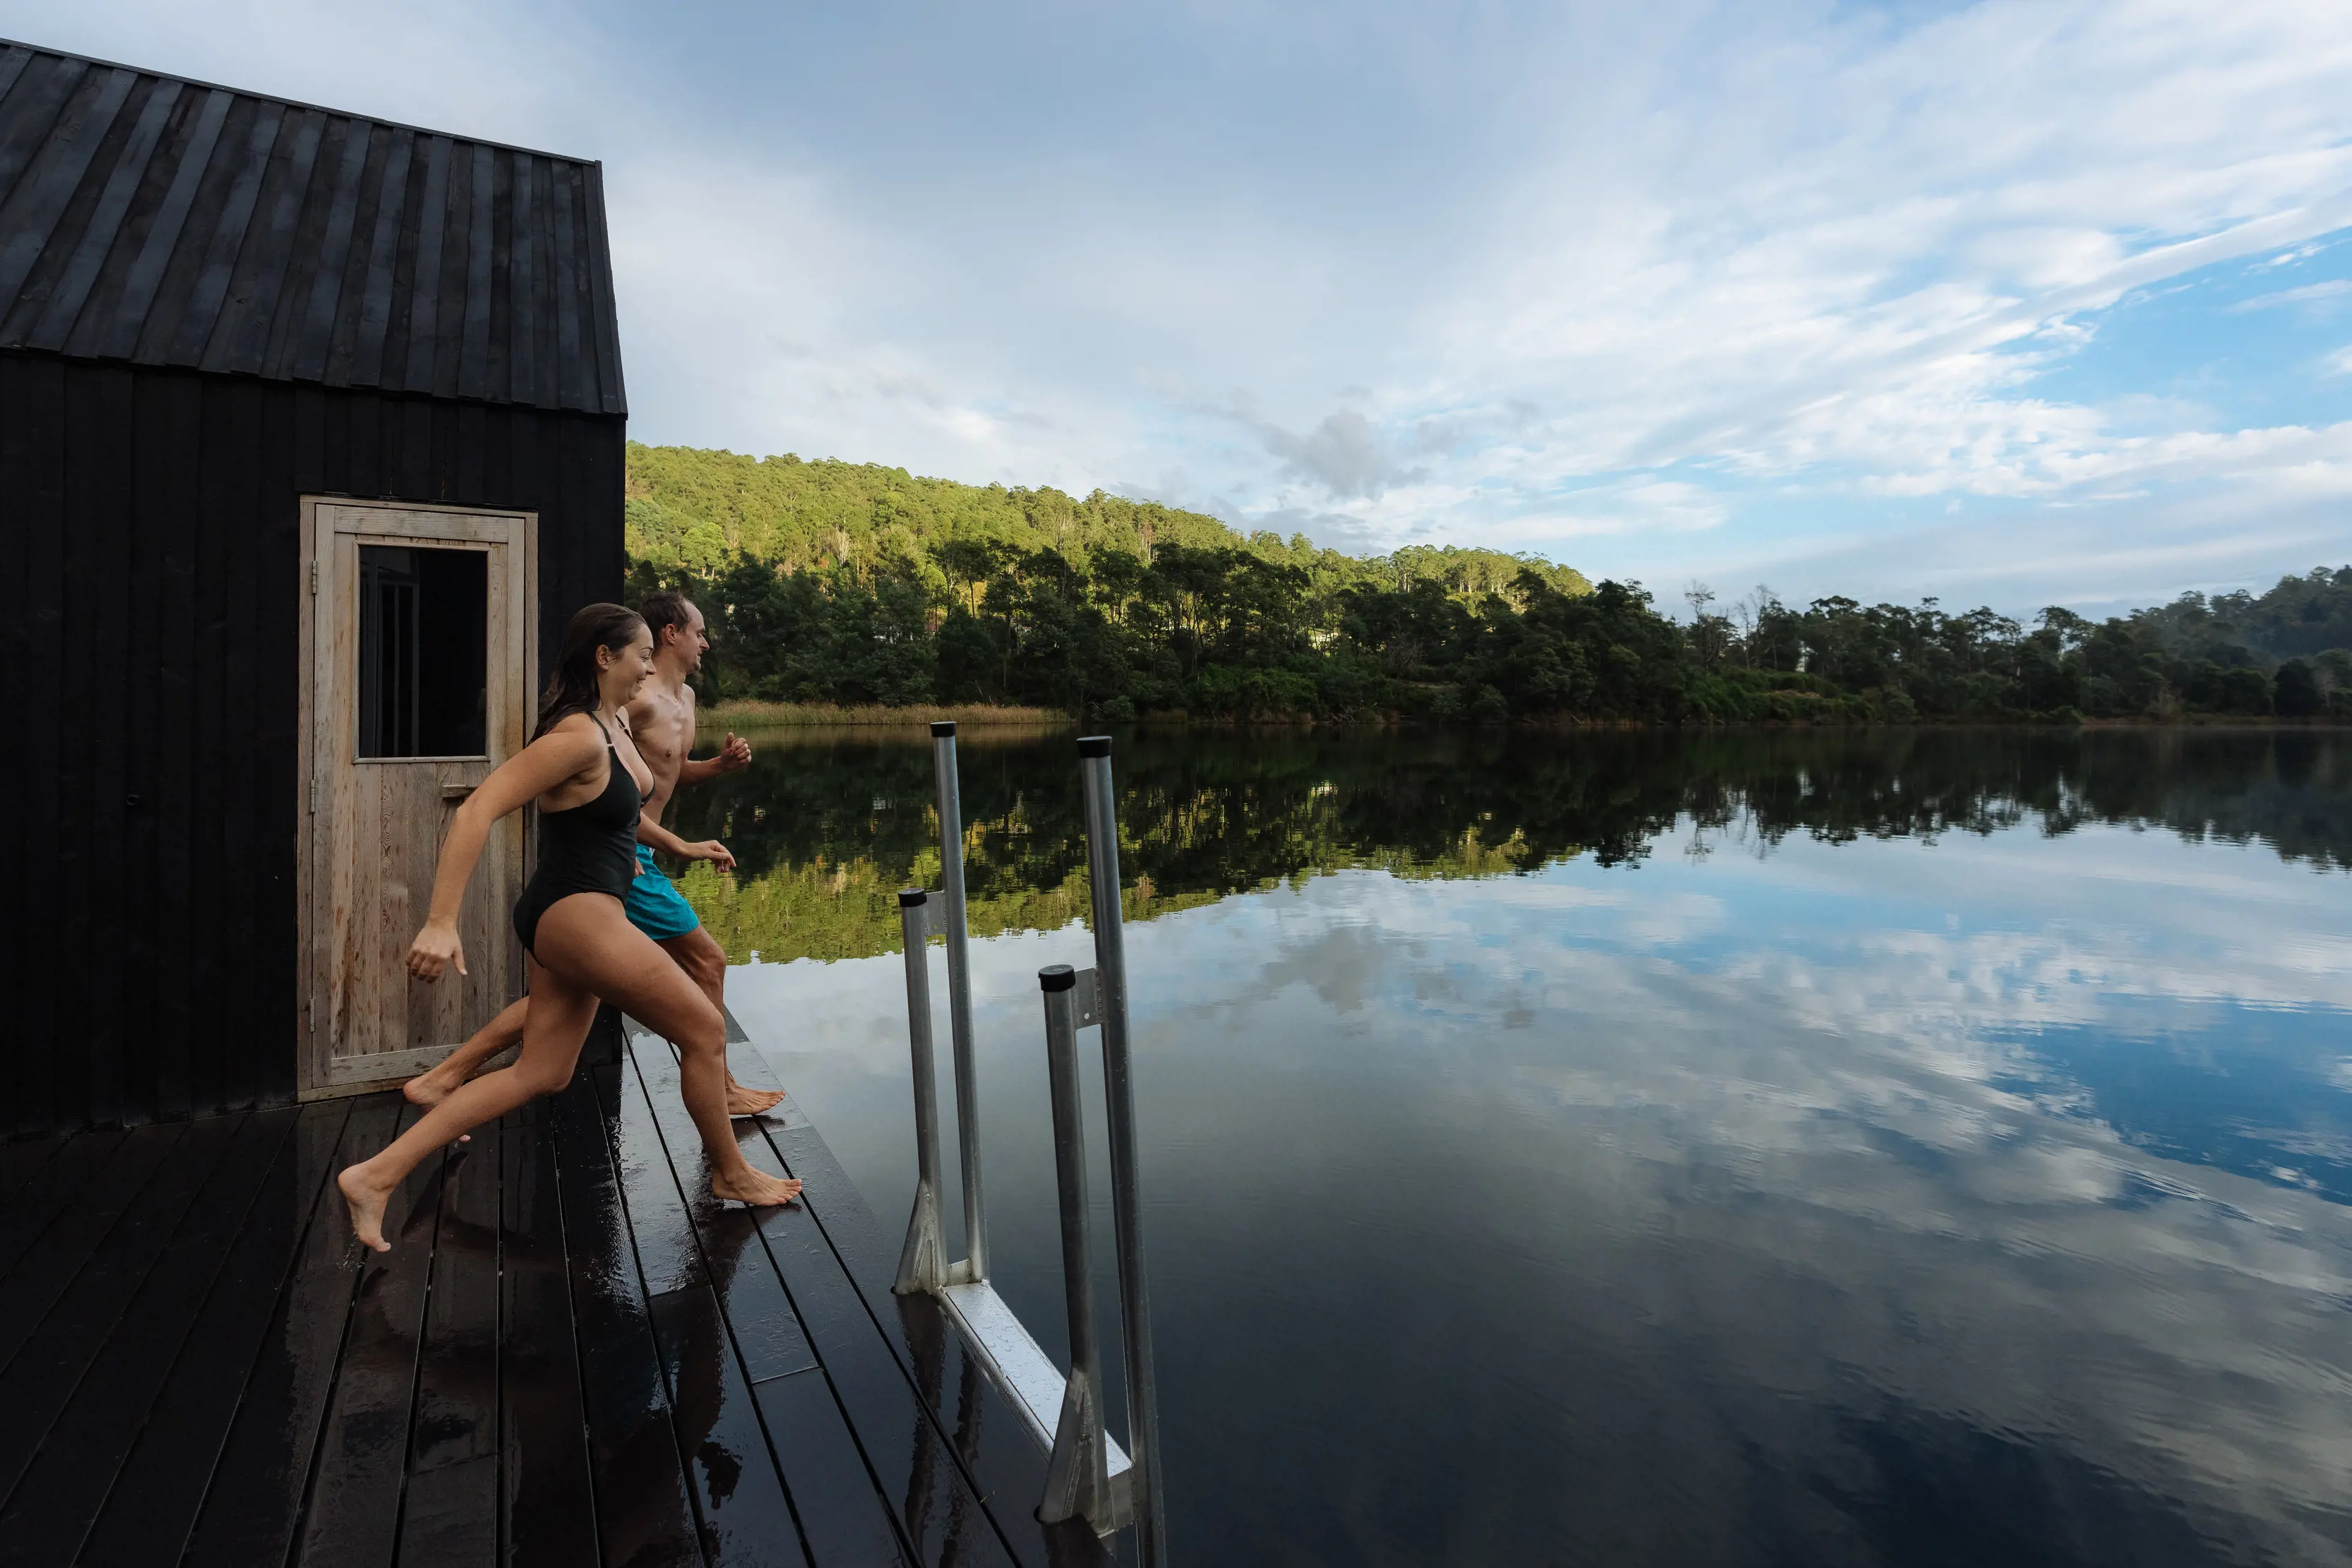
[{"x1": 0, "y1": 40, "x2": 628, "y2": 1132}]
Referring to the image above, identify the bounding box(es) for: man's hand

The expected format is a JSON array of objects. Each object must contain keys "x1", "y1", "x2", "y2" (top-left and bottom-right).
[
  {"x1": 682, "y1": 839, "x2": 738, "y2": 873},
  {"x1": 715, "y1": 732, "x2": 752, "y2": 772}
]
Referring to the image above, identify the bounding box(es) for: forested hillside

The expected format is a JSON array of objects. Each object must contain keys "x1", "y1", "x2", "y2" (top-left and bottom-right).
[
  {"x1": 623, "y1": 443, "x2": 2352, "y2": 722},
  {"x1": 624, "y1": 443, "x2": 1584, "y2": 603}
]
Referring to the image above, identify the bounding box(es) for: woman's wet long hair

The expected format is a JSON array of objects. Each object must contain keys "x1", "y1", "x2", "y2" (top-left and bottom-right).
[{"x1": 533, "y1": 603, "x2": 647, "y2": 739}]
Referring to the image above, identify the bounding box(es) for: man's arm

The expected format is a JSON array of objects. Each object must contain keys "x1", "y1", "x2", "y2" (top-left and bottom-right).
[
  {"x1": 679, "y1": 731, "x2": 753, "y2": 787},
  {"x1": 638, "y1": 815, "x2": 736, "y2": 873}
]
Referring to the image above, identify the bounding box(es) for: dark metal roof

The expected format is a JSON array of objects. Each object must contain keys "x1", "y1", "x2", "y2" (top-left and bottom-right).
[{"x1": 0, "y1": 40, "x2": 624, "y2": 414}]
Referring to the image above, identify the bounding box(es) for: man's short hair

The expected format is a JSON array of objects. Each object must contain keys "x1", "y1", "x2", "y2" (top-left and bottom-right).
[{"x1": 641, "y1": 590, "x2": 697, "y2": 648}]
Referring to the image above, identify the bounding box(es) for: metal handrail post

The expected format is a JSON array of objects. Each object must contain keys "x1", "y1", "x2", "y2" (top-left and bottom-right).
[
  {"x1": 1034, "y1": 964, "x2": 1126, "y2": 1530},
  {"x1": 931, "y1": 720, "x2": 987, "y2": 1281},
  {"x1": 1077, "y1": 736, "x2": 1169, "y2": 1568},
  {"x1": 893, "y1": 890, "x2": 945, "y2": 1295}
]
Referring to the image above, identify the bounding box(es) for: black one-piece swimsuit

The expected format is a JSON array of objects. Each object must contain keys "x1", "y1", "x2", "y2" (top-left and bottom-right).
[{"x1": 512, "y1": 713, "x2": 643, "y2": 956}]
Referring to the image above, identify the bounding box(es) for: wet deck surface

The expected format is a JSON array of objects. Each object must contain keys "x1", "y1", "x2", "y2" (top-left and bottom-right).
[{"x1": 0, "y1": 1017, "x2": 1111, "y2": 1567}]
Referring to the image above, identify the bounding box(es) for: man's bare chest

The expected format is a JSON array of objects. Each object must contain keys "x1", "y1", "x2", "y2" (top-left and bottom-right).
[{"x1": 635, "y1": 694, "x2": 696, "y2": 768}]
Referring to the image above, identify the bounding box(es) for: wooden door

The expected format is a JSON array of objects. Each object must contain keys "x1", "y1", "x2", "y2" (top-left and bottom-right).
[{"x1": 299, "y1": 499, "x2": 537, "y2": 1094}]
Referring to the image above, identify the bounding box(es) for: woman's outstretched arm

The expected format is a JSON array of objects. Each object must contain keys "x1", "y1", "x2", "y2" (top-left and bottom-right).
[{"x1": 408, "y1": 726, "x2": 601, "y2": 980}]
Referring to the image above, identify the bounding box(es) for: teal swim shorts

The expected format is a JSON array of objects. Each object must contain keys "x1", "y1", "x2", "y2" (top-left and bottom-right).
[{"x1": 625, "y1": 844, "x2": 703, "y2": 940}]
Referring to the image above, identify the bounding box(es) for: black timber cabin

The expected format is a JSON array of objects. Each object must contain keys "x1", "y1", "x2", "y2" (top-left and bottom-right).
[{"x1": 0, "y1": 41, "x2": 628, "y2": 1135}]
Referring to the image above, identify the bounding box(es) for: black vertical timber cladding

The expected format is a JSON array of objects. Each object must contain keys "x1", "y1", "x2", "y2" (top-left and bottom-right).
[
  {"x1": 65, "y1": 361, "x2": 134, "y2": 1123},
  {"x1": 9, "y1": 353, "x2": 64, "y2": 1130},
  {"x1": 128, "y1": 371, "x2": 193, "y2": 1115},
  {"x1": 0, "y1": 357, "x2": 25, "y2": 1123},
  {"x1": 151, "y1": 371, "x2": 201, "y2": 1116},
  {"x1": 1, "y1": 349, "x2": 623, "y2": 1135},
  {"x1": 187, "y1": 369, "x2": 242, "y2": 1117}
]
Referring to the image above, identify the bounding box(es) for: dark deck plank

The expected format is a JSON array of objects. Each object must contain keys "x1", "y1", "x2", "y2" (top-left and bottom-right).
[
  {"x1": 398, "y1": 1453, "x2": 499, "y2": 1568},
  {"x1": 730, "y1": 1050, "x2": 1085, "y2": 1568},
  {"x1": 0, "y1": 1130, "x2": 133, "y2": 1286},
  {"x1": 0, "y1": 1113, "x2": 241, "y2": 1488},
  {"x1": 627, "y1": 1038, "x2": 900, "y2": 1565},
  {"x1": 627, "y1": 1035, "x2": 902, "y2": 1568},
  {"x1": 645, "y1": 1282, "x2": 816, "y2": 1568},
  {"x1": 0, "y1": 1133, "x2": 66, "y2": 1211},
  {"x1": 0, "y1": 1108, "x2": 296, "y2": 1556},
  {"x1": 0, "y1": 1123, "x2": 187, "y2": 1370},
  {"x1": 609, "y1": 1055, "x2": 696, "y2": 1295},
  {"x1": 397, "y1": 1115, "x2": 506, "y2": 1568},
  {"x1": 712, "y1": 1199, "x2": 821, "y2": 1385},
  {"x1": 751, "y1": 1368, "x2": 923, "y2": 1568},
  {"x1": 180, "y1": 1095, "x2": 396, "y2": 1568},
  {"x1": 889, "y1": 1290, "x2": 1078, "y2": 1567},
  {"x1": 657, "y1": 1039, "x2": 1029, "y2": 1568},
  {"x1": 549, "y1": 1067, "x2": 705, "y2": 1568},
  {"x1": 0, "y1": 1053, "x2": 1090, "y2": 1568},
  {"x1": 500, "y1": 1099, "x2": 599, "y2": 1568},
  {"x1": 608, "y1": 1052, "x2": 814, "y2": 1567},
  {"x1": 289, "y1": 1103, "x2": 446, "y2": 1567},
  {"x1": 739, "y1": 1148, "x2": 1020, "y2": 1568},
  {"x1": 765, "y1": 1107, "x2": 1114, "y2": 1568},
  {"x1": 78, "y1": 1099, "x2": 352, "y2": 1567},
  {"x1": 622, "y1": 1041, "x2": 814, "y2": 1384}
]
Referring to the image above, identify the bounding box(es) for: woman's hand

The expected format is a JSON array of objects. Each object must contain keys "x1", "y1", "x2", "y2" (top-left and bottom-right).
[
  {"x1": 683, "y1": 839, "x2": 737, "y2": 873},
  {"x1": 408, "y1": 917, "x2": 468, "y2": 981}
]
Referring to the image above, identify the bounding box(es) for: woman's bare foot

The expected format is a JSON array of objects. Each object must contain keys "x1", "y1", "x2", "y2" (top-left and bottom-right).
[
  {"x1": 338, "y1": 1163, "x2": 395, "y2": 1253},
  {"x1": 725, "y1": 1077, "x2": 785, "y2": 1117},
  {"x1": 711, "y1": 1166, "x2": 803, "y2": 1207}
]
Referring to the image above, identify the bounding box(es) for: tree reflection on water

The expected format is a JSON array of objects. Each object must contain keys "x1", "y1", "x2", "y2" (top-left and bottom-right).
[{"x1": 665, "y1": 726, "x2": 2352, "y2": 964}]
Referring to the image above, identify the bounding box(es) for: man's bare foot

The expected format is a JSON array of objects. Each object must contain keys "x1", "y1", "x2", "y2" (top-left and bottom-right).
[
  {"x1": 711, "y1": 1166, "x2": 803, "y2": 1207},
  {"x1": 405, "y1": 1067, "x2": 476, "y2": 1141},
  {"x1": 725, "y1": 1077, "x2": 785, "y2": 1117},
  {"x1": 338, "y1": 1164, "x2": 395, "y2": 1253},
  {"x1": 403, "y1": 1065, "x2": 463, "y2": 1110}
]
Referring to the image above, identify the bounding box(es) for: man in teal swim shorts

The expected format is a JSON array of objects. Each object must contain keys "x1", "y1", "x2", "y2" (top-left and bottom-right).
[{"x1": 406, "y1": 591, "x2": 784, "y2": 1118}]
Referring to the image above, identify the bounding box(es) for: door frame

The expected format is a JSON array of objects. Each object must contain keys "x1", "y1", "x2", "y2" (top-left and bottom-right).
[{"x1": 296, "y1": 495, "x2": 540, "y2": 1099}]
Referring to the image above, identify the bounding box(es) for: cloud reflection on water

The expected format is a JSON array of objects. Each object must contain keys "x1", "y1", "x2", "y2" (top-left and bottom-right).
[{"x1": 729, "y1": 732, "x2": 2352, "y2": 1565}]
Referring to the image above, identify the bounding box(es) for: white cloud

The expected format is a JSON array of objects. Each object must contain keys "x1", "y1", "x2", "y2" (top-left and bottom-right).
[
  {"x1": 2230, "y1": 278, "x2": 2352, "y2": 311},
  {"x1": 1257, "y1": 409, "x2": 1414, "y2": 500},
  {"x1": 16, "y1": 0, "x2": 2352, "y2": 606}
]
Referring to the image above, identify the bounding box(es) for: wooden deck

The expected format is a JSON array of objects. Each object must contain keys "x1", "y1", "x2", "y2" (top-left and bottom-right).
[{"x1": 0, "y1": 1014, "x2": 1114, "y2": 1567}]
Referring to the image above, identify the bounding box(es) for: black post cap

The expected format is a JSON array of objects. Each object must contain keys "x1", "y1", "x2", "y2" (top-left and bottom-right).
[
  {"x1": 898, "y1": 887, "x2": 928, "y2": 908},
  {"x1": 930, "y1": 720, "x2": 957, "y2": 737},
  {"x1": 1039, "y1": 964, "x2": 1077, "y2": 992},
  {"x1": 1077, "y1": 735, "x2": 1113, "y2": 758}
]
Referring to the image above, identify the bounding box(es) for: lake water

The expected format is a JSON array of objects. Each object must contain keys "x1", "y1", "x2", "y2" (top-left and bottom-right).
[{"x1": 669, "y1": 726, "x2": 2352, "y2": 1567}]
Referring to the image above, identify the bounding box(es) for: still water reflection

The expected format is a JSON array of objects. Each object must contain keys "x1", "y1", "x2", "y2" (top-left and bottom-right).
[{"x1": 676, "y1": 727, "x2": 2352, "y2": 1566}]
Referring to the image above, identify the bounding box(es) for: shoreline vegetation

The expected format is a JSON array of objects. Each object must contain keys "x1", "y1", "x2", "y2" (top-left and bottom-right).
[{"x1": 627, "y1": 442, "x2": 2352, "y2": 727}]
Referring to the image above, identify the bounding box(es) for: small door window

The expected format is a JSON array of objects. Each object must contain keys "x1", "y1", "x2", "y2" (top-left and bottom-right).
[{"x1": 357, "y1": 544, "x2": 488, "y2": 758}]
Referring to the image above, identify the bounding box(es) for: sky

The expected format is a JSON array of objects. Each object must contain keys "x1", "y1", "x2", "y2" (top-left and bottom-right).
[{"x1": 14, "y1": 1, "x2": 2352, "y2": 616}]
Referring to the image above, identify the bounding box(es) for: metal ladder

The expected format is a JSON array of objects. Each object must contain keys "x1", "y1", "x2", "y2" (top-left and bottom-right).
[{"x1": 890, "y1": 726, "x2": 1169, "y2": 1564}]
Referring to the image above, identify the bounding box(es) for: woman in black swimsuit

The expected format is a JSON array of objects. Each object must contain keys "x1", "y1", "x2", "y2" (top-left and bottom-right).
[{"x1": 338, "y1": 604, "x2": 801, "y2": 1252}]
